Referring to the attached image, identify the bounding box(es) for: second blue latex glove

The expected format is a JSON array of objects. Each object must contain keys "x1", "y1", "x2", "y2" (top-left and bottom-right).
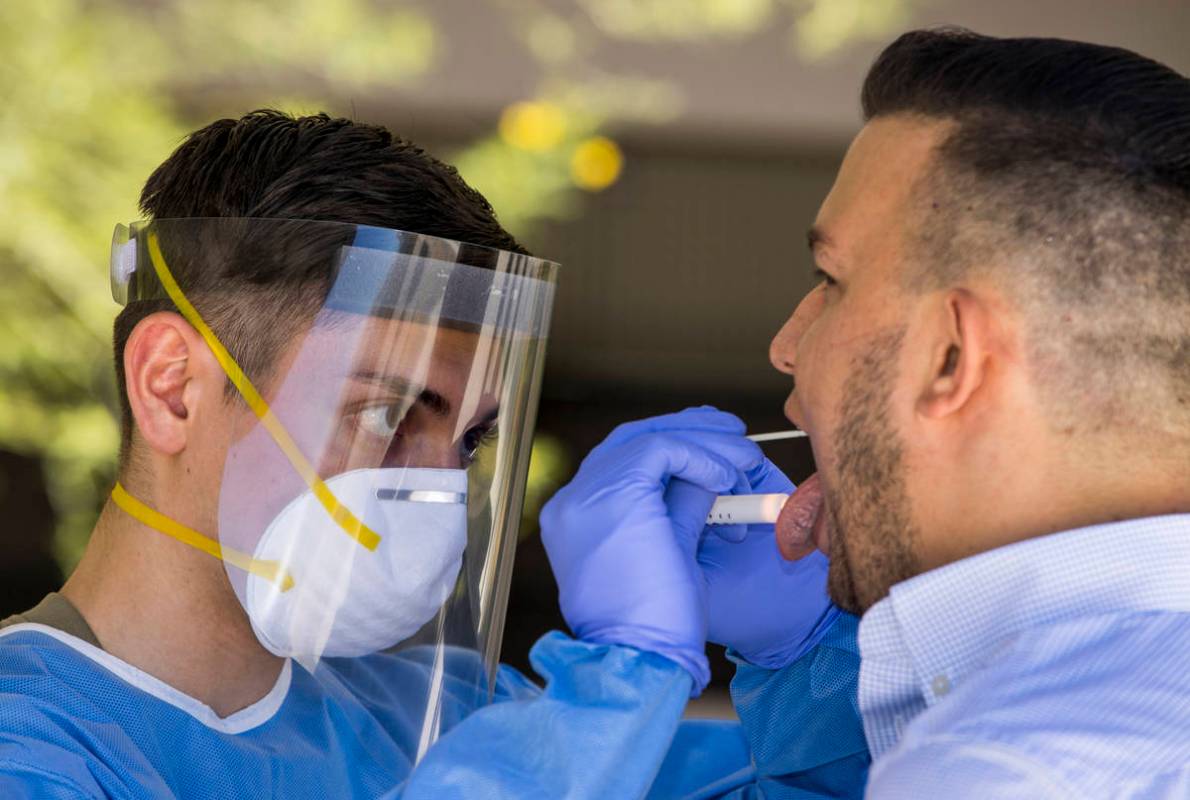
[
  {"x1": 540, "y1": 408, "x2": 765, "y2": 694},
  {"x1": 666, "y1": 458, "x2": 841, "y2": 670}
]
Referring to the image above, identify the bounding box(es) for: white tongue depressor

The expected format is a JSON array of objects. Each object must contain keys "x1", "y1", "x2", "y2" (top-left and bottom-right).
[{"x1": 706, "y1": 493, "x2": 790, "y2": 526}]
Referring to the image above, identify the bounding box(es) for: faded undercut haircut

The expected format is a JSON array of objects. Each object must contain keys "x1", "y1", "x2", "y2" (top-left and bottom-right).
[
  {"x1": 862, "y1": 29, "x2": 1190, "y2": 437},
  {"x1": 113, "y1": 110, "x2": 527, "y2": 466}
]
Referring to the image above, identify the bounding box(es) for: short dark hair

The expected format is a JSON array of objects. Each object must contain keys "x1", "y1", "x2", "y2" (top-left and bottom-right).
[
  {"x1": 862, "y1": 29, "x2": 1190, "y2": 435},
  {"x1": 114, "y1": 110, "x2": 527, "y2": 463}
]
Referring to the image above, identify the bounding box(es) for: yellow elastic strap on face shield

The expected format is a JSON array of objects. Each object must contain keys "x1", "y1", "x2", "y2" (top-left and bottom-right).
[
  {"x1": 111, "y1": 482, "x2": 295, "y2": 592},
  {"x1": 143, "y1": 232, "x2": 381, "y2": 552}
]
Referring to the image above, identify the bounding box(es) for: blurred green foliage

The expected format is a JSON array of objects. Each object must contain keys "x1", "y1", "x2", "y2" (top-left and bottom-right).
[
  {"x1": 0, "y1": 0, "x2": 914, "y2": 573},
  {"x1": 2, "y1": 0, "x2": 174, "y2": 569},
  {"x1": 0, "y1": 0, "x2": 440, "y2": 568}
]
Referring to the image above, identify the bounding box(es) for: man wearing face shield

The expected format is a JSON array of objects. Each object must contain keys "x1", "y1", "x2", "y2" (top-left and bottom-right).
[
  {"x1": 0, "y1": 111, "x2": 765, "y2": 799},
  {"x1": 539, "y1": 29, "x2": 1190, "y2": 799}
]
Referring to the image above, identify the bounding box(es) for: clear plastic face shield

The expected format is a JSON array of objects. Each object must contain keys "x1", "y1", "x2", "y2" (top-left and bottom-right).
[{"x1": 109, "y1": 218, "x2": 556, "y2": 757}]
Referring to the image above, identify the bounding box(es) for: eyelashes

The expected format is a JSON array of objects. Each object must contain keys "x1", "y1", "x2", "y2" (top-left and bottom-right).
[
  {"x1": 813, "y1": 268, "x2": 837, "y2": 287},
  {"x1": 461, "y1": 425, "x2": 498, "y2": 464}
]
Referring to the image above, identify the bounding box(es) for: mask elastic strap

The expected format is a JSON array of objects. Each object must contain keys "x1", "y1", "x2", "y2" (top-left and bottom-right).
[
  {"x1": 143, "y1": 231, "x2": 381, "y2": 552},
  {"x1": 111, "y1": 483, "x2": 294, "y2": 592}
]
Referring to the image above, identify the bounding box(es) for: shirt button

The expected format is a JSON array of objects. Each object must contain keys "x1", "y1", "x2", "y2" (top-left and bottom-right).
[{"x1": 931, "y1": 675, "x2": 951, "y2": 697}]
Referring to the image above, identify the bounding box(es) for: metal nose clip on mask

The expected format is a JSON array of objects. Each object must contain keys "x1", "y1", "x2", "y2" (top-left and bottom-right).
[{"x1": 108, "y1": 217, "x2": 557, "y2": 748}]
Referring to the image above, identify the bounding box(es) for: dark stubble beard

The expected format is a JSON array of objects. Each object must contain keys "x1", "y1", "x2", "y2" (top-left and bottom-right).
[{"x1": 824, "y1": 327, "x2": 920, "y2": 615}]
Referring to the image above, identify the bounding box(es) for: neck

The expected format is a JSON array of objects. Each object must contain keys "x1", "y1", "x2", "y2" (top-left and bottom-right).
[
  {"x1": 917, "y1": 429, "x2": 1190, "y2": 572},
  {"x1": 62, "y1": 494, "x2": 285, "y2": 718}
]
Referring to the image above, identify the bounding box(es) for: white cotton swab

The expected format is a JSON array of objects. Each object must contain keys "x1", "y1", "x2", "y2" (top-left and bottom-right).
[
  {"x1": 705, "y1": 430, "x2": 807, "y2": 525},
  {"x1": 746, "y1": 430, "x2": 808, "y2": 442}
]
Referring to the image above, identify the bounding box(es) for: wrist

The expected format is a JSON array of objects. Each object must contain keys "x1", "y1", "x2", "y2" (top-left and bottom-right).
[
  {"x1": 578, "y1": 628, "x2": 710, "y2": 696},
  {"x1": 730, "y1": 603, "x2": 843, "y2": 671}
]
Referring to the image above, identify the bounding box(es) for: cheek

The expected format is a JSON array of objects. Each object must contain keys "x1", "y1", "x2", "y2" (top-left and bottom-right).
[
  {"x1": 794, "y1": 324, "x2": 839, "y2": 424},
  {"x1": 393, "y1": 440, "x2": 464, "y2": 471}
]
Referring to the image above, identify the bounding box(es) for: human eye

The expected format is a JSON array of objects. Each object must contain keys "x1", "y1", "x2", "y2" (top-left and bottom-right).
[
  {"x1": 813, "y1": 267, "x2": 838, "y2": 287},
  {"x1": 356, "y1": 403, "x2": 405, "y2": 440},
  {"x1": 460, "y1": 424, "x2": 498, "y2": 466}
]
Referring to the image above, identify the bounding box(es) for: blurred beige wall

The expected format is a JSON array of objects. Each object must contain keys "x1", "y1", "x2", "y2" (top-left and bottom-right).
[{"x1": 377, "y1": 0, "x2": 1190, "y2": 146}]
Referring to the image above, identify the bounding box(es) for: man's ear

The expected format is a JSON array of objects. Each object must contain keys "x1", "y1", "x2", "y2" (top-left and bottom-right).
[
  {"x1": 123, "y1": 311, "x2": 217, "y2": 456},
  {"x1": 915, "y1": 289, "x2": 996, "y2": 420}
]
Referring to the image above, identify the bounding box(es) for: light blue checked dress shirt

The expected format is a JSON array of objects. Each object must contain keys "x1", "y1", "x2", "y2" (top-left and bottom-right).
[{"x1": 856, "y1": 514, "x2": 1190, "y2": 798}]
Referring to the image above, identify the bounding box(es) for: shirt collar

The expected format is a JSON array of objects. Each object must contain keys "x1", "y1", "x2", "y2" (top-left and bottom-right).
[{"x1": 861, "y1": 514, "x2": 1190, "y2": 708}]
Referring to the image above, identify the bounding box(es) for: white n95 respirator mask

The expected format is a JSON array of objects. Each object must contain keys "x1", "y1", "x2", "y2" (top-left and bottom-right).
[{"x1": 243, "y1": 467, "x2": 469, "y2": 663}]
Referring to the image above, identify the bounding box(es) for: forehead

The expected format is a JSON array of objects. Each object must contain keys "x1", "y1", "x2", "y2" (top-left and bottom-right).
[{"x1": 815, "y1": 115, "x2": 952, "y2": 269}]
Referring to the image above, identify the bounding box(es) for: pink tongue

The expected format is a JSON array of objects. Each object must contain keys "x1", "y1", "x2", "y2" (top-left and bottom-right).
[{"x1": 776, "y1": 472, "x2": 825, "y2": 560}]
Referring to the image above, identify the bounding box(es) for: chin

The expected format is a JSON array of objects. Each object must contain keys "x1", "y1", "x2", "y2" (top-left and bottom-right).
[{"x1": 826, "y1": 555, "x2": 865, "y2": 615}]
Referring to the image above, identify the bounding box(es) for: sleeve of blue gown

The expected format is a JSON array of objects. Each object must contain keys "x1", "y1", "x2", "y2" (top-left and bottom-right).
[
  {"x1": 0, "y1": 747, "x2": 105, "y2": 799},
  {"x1": 728, "y1": 612, "x2": 870, "y2": 799},
  {"x1": 399, "y1": 631, "x2": 758, "y2": 799},
  {"x1": 399, "y1": 617, "x2": 868, "y2": 799},
  {"x1": 0, "y1": 771, "x2": 98, "y2": 800}
]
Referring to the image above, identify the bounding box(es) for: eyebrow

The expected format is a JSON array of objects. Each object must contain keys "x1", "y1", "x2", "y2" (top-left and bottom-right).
[{"x1": 351, "y1": 371, "x2": 452, "y2": 418}]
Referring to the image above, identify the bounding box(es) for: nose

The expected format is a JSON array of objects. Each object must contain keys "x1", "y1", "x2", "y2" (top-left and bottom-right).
[
  {"x1": 769, "y1": 288, "x2": 824, "y2": 378},
  {"x1": 769, "y1": 317, "x2": 798, "y2": 376}
]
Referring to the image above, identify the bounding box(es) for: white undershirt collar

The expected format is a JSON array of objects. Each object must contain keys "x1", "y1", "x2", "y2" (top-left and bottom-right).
[{"x1": 0, "y1": 622, "x2": 292, "y2": 735}]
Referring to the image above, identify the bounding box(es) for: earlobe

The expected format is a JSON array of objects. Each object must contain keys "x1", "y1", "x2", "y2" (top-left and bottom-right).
[
  {"x1": 124, "y1": 312, "x2": 206, "y2": 456},
  {"x1": 916, "y1": 290, "x2": 990, "y2": 420}
]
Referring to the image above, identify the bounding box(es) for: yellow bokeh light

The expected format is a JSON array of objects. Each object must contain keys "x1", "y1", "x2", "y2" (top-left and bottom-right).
[
  {"x1": 499, "y1": 101, "x2": 568, "y2": 152},
  {"x1": 570, "y1": 136, "x2": 623, "y2": 191}
]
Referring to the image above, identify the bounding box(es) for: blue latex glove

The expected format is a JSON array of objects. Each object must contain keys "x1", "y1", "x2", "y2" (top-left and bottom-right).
[
  {"x1": 540, "y1": 407, "x2": 765, "y2": 694},
  {"x1": 664, "y1": 454, "x2": 841, "y2": 670}
]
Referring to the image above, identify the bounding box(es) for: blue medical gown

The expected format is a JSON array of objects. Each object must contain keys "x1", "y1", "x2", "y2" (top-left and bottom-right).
[
  {"x1": 0, "y1": 616, "x2": 868, "y2": 798},
  {"x1": 404, "y1": 614, "x2": 870, "y2": 799}
]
